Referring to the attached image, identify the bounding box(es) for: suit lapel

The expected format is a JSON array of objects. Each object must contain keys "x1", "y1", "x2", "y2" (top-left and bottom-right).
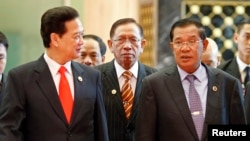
[
  {"x1": 202, "y1": 67, "x2": 221, "y2": 140},
  {"x1": 35, "y1": 57, "x2": 66, "y2": 123},
  {"x1": 225, "y1": 58, "x2": 241, "y2": 81},
  {"x1": 165, "y1": 66, "x2": 199, "y2": 139},
  {"x1": 102, "y1": 62, "x2": 127, "y2": 123},
  {"x1": 0, "y1": 74, "x2": 7, "y2": 104},
  {"x1": 129, "y1": 63, "x2": 147, "y2": 122},
  {"x1": 69, "y1": 62, "x2": 85, "y2": 126}
]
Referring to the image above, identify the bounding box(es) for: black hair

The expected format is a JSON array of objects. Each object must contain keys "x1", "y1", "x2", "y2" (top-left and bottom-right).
[
  {"x1": 170, "y1": 18, "x2": 206, "y2": 41},
  {"x1": 40, "y1": 6, "x2": 79, "y2": 48},
  {"x1": 236, "y1": 18, "x2": 250, "y2": 33},
  {"x1": 82, "y1": 34, "x2": 107, "y2": 56},
  {"x1": 109, "y1": 18, "x2": 144, "y2": 38}
]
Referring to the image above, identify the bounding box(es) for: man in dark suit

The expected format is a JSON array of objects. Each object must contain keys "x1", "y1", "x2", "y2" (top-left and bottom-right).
[
  {"x1": 0, "y1": 6, "x2": 108, "y2": 141},
  {"x1": 201, "y1": 37, "x2": 221, "y2": 68},
  {"x1": 95, "y1": 18, "x2": 157, "y2": 141},
  {"x1": 245, "y1": 81, "x2": 250, "y2": 124},
  {"x1": 0, "y1": 31, "x2": 8, "y2": 105},
  {"x1": 75, "y1": 34, "x2": 107, "y2": 67},
  {"x1": 135, "y1": 18, "x2": 246, "y2": 141},
  {"x1": 218, "y1": 18, "x2": 250, "y2": 93}
]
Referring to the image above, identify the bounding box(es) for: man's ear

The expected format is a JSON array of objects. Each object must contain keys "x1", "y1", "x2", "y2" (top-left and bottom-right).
[
  {"x1": 202, "y1": 39, "x2": 208, "y2": 52},
  {"x1": 50, "y1": 33, "x2": 59, "y2": 47},
  {"x1": 233, "y1": 33, "x2": 239, "y2": 44},
  {"x1": 140, "y1": 39, "x2": 147, "y2": 53},
  {"x1": 101, "y1": 56, "x2": 105, "y2": 63},
  {"x1": 217, "y1": 55, "x2": 222, "y2": 66},
  {"x1": 107, "y1": 39, "x2": 114, "y2": 53},
  {"x1": 170, "y1": 42, "x2": 174, "y2": 50}
]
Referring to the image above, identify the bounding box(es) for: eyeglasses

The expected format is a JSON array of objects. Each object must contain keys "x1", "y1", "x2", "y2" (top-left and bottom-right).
[
  {"x1": 113, "y1": 38, "x2": 141, "y2": 46},
  {"x1": 171, "y1": 40, "x2": 203, "y2": 48}
]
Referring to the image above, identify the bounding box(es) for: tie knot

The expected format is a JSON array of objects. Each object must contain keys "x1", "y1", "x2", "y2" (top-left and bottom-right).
[
  {"x1": 186, "y1": 74, "x2": 196, "y2": 83},
  {"x1": 123, "y1": 71, "x2": 132, "y2": 80},
  {"x1": 58, "y1": 66, "x2": 67, "y2": 74}
]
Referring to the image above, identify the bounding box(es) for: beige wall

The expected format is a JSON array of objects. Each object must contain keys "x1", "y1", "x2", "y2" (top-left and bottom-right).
[
  {"x1": 0, "y1": 0, "x2": 65, "y2": 73},
  {"x1": 81, "y1": 0, "x2": 139, "y2": 62},
  {"x1": 0, "y1": 0, "x2": 139, "y2": 73}
]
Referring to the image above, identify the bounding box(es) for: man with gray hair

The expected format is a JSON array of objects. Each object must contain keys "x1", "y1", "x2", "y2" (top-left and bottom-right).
[{"x1": 201, "y1": 37, "x2": 221, "y2": 68}]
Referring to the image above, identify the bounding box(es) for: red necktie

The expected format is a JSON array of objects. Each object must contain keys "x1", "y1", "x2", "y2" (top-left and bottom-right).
[
  {"x1": 58, "y1": 66, "x2": 73, "y2": 123},
  {"x1": 121, "y1": 71, "x2": 134, "y2": 119}
]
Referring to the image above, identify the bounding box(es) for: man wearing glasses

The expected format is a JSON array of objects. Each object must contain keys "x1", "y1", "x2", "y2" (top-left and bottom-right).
[
  {"x1": 135, "y1": 18, "x2": 246, "y2": 141},
  {"x1": 95, "y1": 18, "x2": 157, "y2": 141}
]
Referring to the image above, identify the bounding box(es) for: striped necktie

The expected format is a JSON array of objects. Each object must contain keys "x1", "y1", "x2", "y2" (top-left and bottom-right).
[{"x1": 121, "y1": 71, "x2": 134, "y2": 119}]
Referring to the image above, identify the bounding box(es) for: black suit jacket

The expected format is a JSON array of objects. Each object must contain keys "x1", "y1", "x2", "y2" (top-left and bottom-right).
[
  {"x1": 0, "y1": 73, "x2": 6, "y2": 106},
  {"x1": 0, "y1": 55, "x2": 109, "y2": 141},
  {"x1": 95, "y1": 60, "x2": 157, "y2": 141},
  {"x1": 218, "y1": 58, "x2": 242, "y2": 84},
  {"x1": 244, "y1": 81, "x2": 250, "y2": 124},
  {"x1": 135, "y1": 64, "x2": 246, "y2": 141}
]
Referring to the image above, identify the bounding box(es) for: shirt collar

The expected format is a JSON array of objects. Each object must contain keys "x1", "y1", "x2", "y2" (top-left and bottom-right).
[
  {"x1": 236, "y1": 55, "x2": 248, "y2": 73},
  {"x1": 43, "y1": 52, "x2": 72, "y2": 76},
  {"x1": 177, "y1": 63, "x2": 205, "y2": 82},
  {"x1": 114, "y1": 60, "x2": 138, "y2": 78}
]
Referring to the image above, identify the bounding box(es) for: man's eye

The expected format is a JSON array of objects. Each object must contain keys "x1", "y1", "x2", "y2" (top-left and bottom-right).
[
  {"x1": 246, "y1": 35, "x2": 250, "y2": 39},
  {"x1": 130, "y1": 38, "x2": 137, "y2": 42},
  {"x1": 74, "y1": 35, "x2": 80, "y2": 39},
  {"x1": 117, "y1": 38, "x2": 123, "y2": 41},
  {"x1": 189, "y1": 40, "x2": 196, "y2": 44},
  {"x1": 91, "y1": 54, "x2": 98, "y2": 57},
  {"x1": 0, "y1": 55, "x2": 6, "y2": 59},
  {"x1": 175, "y1": 41, "x2": 181, "y2": 45}
]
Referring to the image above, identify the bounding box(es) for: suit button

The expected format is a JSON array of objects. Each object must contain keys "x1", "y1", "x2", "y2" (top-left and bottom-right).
[{"x1": 67, "y1": 131, "x2": 72, "y2": 137}]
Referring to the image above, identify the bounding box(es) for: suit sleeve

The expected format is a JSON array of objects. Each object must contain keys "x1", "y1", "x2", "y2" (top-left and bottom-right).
[
  {"x1": 0, "y1": 69, "x2": 25, "y2": 141},
  {"x1": 135, "y1": 77, "x2": 157, "y2": 141}
]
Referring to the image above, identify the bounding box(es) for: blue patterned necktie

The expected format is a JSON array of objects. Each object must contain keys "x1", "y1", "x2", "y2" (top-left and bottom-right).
[{"x1": 186, "y1": 75, "x2": 204, "y2": 140}]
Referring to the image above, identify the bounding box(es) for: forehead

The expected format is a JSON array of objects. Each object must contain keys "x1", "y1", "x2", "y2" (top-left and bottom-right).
[
  {"x1": 239, "y1": 24, "x2": 250, "y2": 34},
  {"x1": 173, "y1": 25, "x2": 200, "y2": 40},
  {"x1": 114, "y1": 23, "x2": 140, "y2": 37},
  {"x1": 81, "y1": 39, "x2": 100, "y2": 51},
  {"x1": 64, "y1": 18, "x2": 84, "y2": 33},
  {"x1": 0, "y1": 44, "x2": 7, "y2": 53}
]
